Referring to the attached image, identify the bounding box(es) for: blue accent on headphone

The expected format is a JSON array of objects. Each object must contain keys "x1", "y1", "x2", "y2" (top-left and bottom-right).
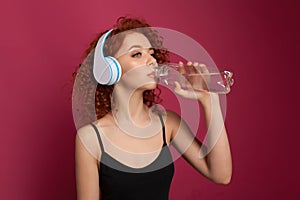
[{"x1": 107, "y1": 56, "x2": 121, "y2": 83}]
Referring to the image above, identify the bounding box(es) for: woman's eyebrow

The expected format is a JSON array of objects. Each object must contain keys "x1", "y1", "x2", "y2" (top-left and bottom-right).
[
  {"x1": 127, "y1": 45, "x2": 143, "y2": 51},
  {"x1": 127, "y1": 45, "x2": 152, "y2": 51}
]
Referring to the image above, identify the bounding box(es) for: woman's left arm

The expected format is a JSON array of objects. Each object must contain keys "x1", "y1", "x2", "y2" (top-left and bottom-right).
[
  {"x1": 199, "y1": 93, "x2": 232, "y2": 184},
  {"x1": 169, "y1": 73, "x2": 232, "y2": 184}
]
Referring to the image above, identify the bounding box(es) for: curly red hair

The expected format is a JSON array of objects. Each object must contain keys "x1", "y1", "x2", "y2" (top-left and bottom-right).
[{"x1": 72, "y1": 16, "x2": 169, "y2": 122}]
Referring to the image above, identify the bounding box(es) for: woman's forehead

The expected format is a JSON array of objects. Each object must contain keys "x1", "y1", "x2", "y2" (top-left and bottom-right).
[{"x1": 114, "y1": 32, "x2": 152, "y2": 58}]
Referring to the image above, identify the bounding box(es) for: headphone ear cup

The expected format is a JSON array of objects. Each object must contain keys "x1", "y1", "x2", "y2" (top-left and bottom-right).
[{"x1": 104, "y1": 56, "x2": 122, "y2": 85}]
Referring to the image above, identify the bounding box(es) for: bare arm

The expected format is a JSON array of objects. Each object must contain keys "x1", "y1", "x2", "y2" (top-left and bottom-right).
[
  {"x1": 201, "y1": 94, "x2": 232, "y2": 184},
  {"x1": 170, "y1": 73, "x2": 232, "y2": 184},
  {"x1": 75, "y1": 126, "x2": 101, "y2": 199}
]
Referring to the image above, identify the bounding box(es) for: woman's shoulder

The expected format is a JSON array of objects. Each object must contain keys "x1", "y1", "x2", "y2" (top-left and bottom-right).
[
  {"x1": 75, "y1": 116, "x2": 112, "y2": 160},
  {"x1": 164, "y1": 110, "x2": 181, "y2": 124},
  {"x1": 77, "y1": 123, "x2": 94, "y2": 135},
  {"x1": 157, "y1": 110, "x2": 182, "y2": 140},
  {"x1": 94, "y1": 112, "x2": 116, "y2": 127},
  {"x1": 77, "y1": 113, "x2": 113, "y2": 134}
]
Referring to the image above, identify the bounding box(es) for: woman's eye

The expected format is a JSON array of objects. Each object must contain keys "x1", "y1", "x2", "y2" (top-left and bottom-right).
[{"x1": 132, "y1": 52, "x2": 142, "y2": 58}]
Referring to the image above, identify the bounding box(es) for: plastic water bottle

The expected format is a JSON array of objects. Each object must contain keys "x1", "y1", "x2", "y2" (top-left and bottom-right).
[{"x1": 153, "y1": 63, "x2": 234, "y2": 94}]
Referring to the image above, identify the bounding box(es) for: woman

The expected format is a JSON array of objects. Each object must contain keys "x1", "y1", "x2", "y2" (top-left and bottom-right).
[{"x1": 73, "y1": 16, "x2": 232, "y2": 200}]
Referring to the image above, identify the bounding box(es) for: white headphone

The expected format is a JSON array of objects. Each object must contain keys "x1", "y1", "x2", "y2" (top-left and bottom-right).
[{"x1": 93, "y1": 29, "x2": 122, "y2": 85}]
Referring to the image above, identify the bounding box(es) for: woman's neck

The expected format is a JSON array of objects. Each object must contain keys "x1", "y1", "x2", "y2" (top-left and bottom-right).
[
  {"x1": 109, "y1": 83, "x2": 162, "y2": 139},
  {"x1": 112, "y1": 84, "x2": 150, "y2": 126}
]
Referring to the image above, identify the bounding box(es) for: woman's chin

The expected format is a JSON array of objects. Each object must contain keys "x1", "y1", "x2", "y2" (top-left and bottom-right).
[{"x1": 141, "y1": 81, "x2": 158, "y2": 90}]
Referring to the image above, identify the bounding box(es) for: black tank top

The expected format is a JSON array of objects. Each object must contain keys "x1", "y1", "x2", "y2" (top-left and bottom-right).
[{"x1": 90, "y1": 114, "x2": 174, "y2": 200}]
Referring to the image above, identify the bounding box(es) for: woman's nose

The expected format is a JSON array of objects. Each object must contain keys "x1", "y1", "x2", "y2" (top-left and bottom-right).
[{"x1": 146, "y1": 54, "x2": 157, "y2": 67}]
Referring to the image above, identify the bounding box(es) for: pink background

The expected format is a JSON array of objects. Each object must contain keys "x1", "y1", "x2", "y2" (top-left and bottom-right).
[{"x1": 1, "y1": 0, "x2": 299, "y2": 199}]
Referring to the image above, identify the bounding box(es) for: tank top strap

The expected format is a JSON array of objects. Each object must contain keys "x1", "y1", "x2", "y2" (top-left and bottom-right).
[
  {"x1": 158, "y1": 113, "x2": 167, "y2": 146},
  {"x1": 90, "y1": 123, "x2": 105, "y2": 153}
]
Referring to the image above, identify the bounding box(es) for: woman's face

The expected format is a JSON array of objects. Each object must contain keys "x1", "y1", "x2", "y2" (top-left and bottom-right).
[{"x1": 114, "y1": 32, "x2": 158, "y2": 90}]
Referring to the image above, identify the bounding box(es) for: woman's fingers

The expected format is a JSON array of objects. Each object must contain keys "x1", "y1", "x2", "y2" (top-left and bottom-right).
[
  {"x1": 176, "y1": 61, "x2": 211, "y2": 93},
  {"x1": 174, "y1": 62, "x2": 214, "y2": 103},
  {"x1": 187, "y1": 61, "x2": 199, "y2": 74},
  {"x1": 178, "y1": 61, "x2": 186, "y2": 75},
  {"x1": 174, "y1": 81, "x2": 203, "y2": 100},
  {"x1": 199, "y1": 63, "x2": 209, "y2": 74}
]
